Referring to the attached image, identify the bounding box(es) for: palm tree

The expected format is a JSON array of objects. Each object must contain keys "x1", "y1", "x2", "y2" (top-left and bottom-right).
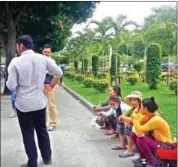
[
  {"x1": 88, "y1": 17, "x2": 114, "y2": 71},
  {"x1": 109, "y1": 14, "x2": 138, "y2": 78},
  {"x1": 145, "y1": 5, "x2": 176, "y2": 27}
]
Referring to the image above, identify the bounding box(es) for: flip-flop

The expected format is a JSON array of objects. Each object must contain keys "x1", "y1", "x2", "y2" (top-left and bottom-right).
[
  {"x1": 111, "y1": 146, "x2": 127, "y2": 150},
  {"x1": 119, "y1": 152, "x2": 134, "y2": 158},
  {"x1": 105, "y1": 132, "x2": 115, "y2": 135},
  {"x1": 100, "y1": 127, "x2": 109, "y2": 130}
]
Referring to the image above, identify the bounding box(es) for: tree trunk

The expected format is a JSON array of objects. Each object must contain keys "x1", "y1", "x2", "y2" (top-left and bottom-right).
[
  {"x1": 167, "y1": 54, "x2": 171, "y2": 86},
  {"x1": 3, "y1": 8, "x2": 16, "y2": 95}
]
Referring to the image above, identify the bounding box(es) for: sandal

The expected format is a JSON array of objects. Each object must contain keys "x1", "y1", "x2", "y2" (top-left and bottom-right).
[
  {"x1": 111, "y1": 146, "x2": 127, "y2": 150},
  {"x1": 100, "y1": 127, "x2": 109, "y2": 130},
  {"x1": 105, "y1": 129, "x2": 115, "y2": 135},
  {"x1": 119, "y1": 152, "x2": 134, "y2": 158},
  {"x1": 20, "y1": 163, "x2": 28, "y2": 167}
]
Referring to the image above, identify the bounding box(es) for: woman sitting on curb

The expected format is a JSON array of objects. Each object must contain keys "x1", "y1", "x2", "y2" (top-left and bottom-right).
[
  {"x1": 112, "y1": 91, "x2": 143, "y2": 158},
  {"x1": 92, "y1": 85, "x2": 130, "y2": 135},
  {"x1": 131, "y1": 97, "x2": 173, "y2": 167}
]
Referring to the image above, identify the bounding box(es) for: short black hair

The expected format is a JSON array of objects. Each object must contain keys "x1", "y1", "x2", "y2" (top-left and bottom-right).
[
  {"x1": 109, "y1": 96, "x2": 121, "y2": 103},
  {"x1": 43, "y1": 44, "x2": 51, "y2": 49},
  {"x1": 142, "y1": 97, "x2": 158, "y2": 113},
  {"x1": 16, "y1": 35, "x2": 33, "y2": 49}
]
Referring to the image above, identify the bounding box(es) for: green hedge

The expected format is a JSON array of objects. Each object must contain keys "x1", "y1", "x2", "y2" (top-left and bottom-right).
[
  {"x1": 75, "y1": 75, "x2": 85, "y2": 83},
  {"x1": 94, "y1": 79, "x2": 109, "y2": 92},
  {"x1": 169, "y1": 80, "x2": 177, "y2": 94},
  {"x1": 83, "y1": 78, "x2": 95, "y2": 88},
  {"x1": 127, "y1": 76, "x2": 138, "y2": 85}
]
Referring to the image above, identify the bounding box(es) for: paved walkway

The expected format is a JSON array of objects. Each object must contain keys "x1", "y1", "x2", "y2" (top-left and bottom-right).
[{"x1": 1, "y1": 80, "x2": 138, "y2": 167}]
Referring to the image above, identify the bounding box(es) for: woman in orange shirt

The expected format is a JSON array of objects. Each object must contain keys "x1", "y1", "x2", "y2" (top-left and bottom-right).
[{"x1": 131, "y1": 97, "x2": 172, "y2": 167}]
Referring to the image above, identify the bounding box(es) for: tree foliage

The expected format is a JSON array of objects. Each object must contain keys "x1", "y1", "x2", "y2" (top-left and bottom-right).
[
  {"x1": 0, "y1": 1, "x2": 97, "y2": 94},
  {"x1": 0, "y1": 2, "x2": 97, "y2": 51}
]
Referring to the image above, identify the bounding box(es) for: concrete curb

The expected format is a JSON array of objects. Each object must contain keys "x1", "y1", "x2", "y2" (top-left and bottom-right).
[{"x1": 62, "y1": 84, "x2": 97, "y2": 115}]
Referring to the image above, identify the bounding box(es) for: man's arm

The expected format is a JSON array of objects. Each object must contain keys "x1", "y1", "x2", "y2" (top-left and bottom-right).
[
  {"x1": 6, "y1": 61, "x2": 18, "y2": 91},
  {"x1": 46, "y1": 57, "x2": 63, "y2": 89}
]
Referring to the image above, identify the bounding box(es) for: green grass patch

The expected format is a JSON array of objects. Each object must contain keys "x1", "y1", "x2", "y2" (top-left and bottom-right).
[{"x1": 64, "y1": 78, "x2": 177, "y2": 137}]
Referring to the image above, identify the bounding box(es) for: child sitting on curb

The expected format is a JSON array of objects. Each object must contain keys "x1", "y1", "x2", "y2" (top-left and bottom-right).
[
  {"x1": 92, "y1": 85, "x2": 131, "y2": 135},
  {"x1": 98, "y1": 96, "x2": 126, "y2": 148}
]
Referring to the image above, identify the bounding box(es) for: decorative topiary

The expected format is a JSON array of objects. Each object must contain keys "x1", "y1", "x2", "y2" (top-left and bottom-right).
[
  {"x1": 127, "y1": 76, "x2": 138, "y2": 85},
  {"x1": 146, "y1": 43, "x2": 162, "y2": 89},
  {"x1": 83, "y1": 78, "x2": 95, "y2": 88},
  {"x1": 92, "y1": 56, "x2": 99, "y2": 77},
  {"x1": 169, "y1": 80, "x2": 177, "y2": 94},
  {"x1": 110, "y1": 54, "x2": 120, "y2": 84}
]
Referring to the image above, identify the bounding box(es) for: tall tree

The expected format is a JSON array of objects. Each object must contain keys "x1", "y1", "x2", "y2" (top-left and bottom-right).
[{"x1": 0, "y1": 1, "x2": 97, "y2": 94}]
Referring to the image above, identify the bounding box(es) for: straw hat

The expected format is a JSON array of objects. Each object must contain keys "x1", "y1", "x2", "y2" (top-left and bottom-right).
[{"x1": 125, "y1": 91, "x2": 143, "y2": 101}]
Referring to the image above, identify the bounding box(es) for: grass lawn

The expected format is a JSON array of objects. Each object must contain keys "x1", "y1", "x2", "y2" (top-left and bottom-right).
[{"x1": 64, "y1": 78, "x2": 177, "y2": 137}]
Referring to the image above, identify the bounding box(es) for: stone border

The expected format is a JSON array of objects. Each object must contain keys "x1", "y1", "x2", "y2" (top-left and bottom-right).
[{"x1": 62, "y1": 84, "x2": 97, "y2": 115}]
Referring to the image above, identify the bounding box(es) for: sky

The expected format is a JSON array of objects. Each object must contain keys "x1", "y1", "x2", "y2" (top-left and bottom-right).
[{"x1": 71, "y1": 1, "x2": 176, "y2": 36}]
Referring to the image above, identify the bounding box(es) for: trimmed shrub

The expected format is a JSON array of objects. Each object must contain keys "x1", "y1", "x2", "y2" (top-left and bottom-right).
[
  {"x1": 127, "y1": 76, "x2": 138, "y2": 85},
  {"x1": 146, "y1": 43, "x2": 162, "y2": 89},
  {"x1": 169, "y1": 80, "x2": 177, "y2": 94},
  {"x1": 92, "y1": 56, "x2": 99, "y2": 77},
  {"x1": 93, "y1": 79, "x2": 98, "y2": 89},
  {"x1": 65, "y1": 72, "x2": 73, "y2": 79},
  {"x1": 133, "y1": 62, "x2": 144, "y2": 73},
  {"x1": 65, "y1": 72, "x2": 76, "y2": 80},
  {"x1": 110, "y1": 54, "x2": 120, "y2": 84},
  {"x1": 95, "y1": 79, "x2": 109, "y2": 92},
  {"x1": 83, "y1": 78, "x2": 94, "y2": 88},
  {"x1": 75, "y1": 75, "x2": 85, "y2": 83}
]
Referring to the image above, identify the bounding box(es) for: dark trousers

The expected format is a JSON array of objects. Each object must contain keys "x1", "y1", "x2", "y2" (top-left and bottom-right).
[
  {"x1": 60, "y1": 76, "x2": 63, "y2": 83},
  {"x1": 107, "y1": 115, "x2": 117, "y2": 130},
  {"x1": 130, "y1": 132, "x2": 159, "y2": 166},
  {"x1": 16, "y1": 107, "x2": 52, "y2": 167}
]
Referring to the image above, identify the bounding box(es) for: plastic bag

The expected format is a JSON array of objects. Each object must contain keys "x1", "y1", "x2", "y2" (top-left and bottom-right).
[{"x1": 90, "y1": 116, "x2": 102, "y2": 129}]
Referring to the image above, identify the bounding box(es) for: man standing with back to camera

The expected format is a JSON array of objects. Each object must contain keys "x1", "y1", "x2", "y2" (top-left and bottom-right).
[
  {"x1": 6, "y1": 35, "x2": 63, "y2": 167},
  {"x1": 42, "y1": 44, "x2": 58, "y2": 131}
]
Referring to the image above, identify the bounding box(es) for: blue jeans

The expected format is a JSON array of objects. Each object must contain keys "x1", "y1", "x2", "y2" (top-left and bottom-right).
[{"x1": 11, "y1": 91, "x2": 16, "y2": 110}]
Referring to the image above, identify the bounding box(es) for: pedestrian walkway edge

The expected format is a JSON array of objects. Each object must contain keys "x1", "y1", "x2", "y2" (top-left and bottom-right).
[{"x1": 62, "y1": 84, "x2": 96, "y2": 115}]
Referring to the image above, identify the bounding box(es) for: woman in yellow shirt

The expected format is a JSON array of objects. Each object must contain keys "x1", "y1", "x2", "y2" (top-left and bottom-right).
[
  {"x1": 131, "y1": 97, "x2": 172, "y2": 167},
  {"x1": 112, "y1": 91, "x2": 143, "y2": 159}
]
